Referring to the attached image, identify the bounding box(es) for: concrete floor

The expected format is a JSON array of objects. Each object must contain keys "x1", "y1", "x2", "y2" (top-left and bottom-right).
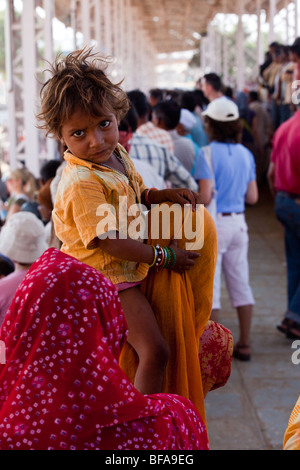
[{"x1": 205, "y1": 184, "x2": 300, "y2": 450}]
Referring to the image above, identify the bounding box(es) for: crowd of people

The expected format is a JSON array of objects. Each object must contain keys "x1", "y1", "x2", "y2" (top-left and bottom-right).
[{"x1": 0, "y1": 39, "x2": 299, "y2": 450}]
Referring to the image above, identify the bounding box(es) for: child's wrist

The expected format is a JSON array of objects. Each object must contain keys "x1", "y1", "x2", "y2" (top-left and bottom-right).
[
  {"x1": 144, "y1": 188, "x2": 158, "y2": 208},
  {"x1": 147, "y1": 244, "x2": 177, "y2": 270}
]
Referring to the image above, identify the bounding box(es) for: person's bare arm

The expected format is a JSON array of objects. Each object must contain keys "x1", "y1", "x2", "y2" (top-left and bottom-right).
[
  {"x1": 197, "y1": 179, "x2": 213, "y2": 206},
  {"x1": 96, "y1": 233, "x2": 200, "y2": 272},
  {"x1": 245, "y1": 180, "x2": 259, "y2": 205},
  {"x1": 97, "y1": 234, "x2": 154, "y2": 264},
  {"x1": 144, "y1": 188, "x2": 201, "y2": 211}
]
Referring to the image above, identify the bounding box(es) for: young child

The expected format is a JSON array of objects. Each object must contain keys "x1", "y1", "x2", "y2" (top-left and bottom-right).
[
  {"x1": 37, "y1": 49, "x2": 217, "y2": 418},
  {"x1": 194, "y1": 97, "x2": 258, "y2": 361}
]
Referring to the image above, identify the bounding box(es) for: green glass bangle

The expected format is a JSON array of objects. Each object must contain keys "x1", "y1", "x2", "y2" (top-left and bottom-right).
[
  {"x1": 168, "y1": 247, "x2": 176, "y2": 269},
  {"x1": 163, "y1": 247, "x2": 170, "y2": 268}
]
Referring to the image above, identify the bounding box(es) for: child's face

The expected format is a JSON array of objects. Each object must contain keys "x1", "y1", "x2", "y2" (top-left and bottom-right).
[{"x1": 60, "y1": 107, "x2": 119, "y2": 164}]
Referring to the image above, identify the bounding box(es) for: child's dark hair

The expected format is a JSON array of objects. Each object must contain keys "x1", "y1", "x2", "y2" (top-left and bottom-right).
[
  {"x1": 204, "y1": 116, "x2": 242, "y2": 143},
  {"x1": 37, "y1": 48, "x2": 130, "y2": 139}
]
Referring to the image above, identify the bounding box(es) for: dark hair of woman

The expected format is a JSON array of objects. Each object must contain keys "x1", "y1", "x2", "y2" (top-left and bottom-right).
[{"x1": 204, "y1": 116, "x2": 242, "y2": 144}]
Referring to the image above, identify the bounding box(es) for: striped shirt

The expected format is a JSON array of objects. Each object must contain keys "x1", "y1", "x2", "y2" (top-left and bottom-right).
[
  {"x1": 129, "y1": 133, "x2": 198, "y2": 191},
  {"x1": 136, "y1": 121, "x2": 174, "y2": 153}
]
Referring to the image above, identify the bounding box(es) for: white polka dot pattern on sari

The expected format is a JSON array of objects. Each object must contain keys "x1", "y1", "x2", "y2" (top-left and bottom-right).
[{"x1": 0, "y1": 249, "x2": 209, "y2": 450}]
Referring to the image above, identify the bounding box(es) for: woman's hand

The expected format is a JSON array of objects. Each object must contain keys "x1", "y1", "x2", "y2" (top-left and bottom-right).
[
  {"x1": 150, "y1": 188, "x2": 201, "y2": 211},
  {"x1": 168, "y1": 239, "x2": 200, "y2": 274}
]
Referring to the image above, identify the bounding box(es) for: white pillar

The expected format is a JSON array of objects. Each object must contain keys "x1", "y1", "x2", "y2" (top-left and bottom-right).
[
  {"x1": 94, "y1": 0, "x2": 102, "y2": 53},
  {"x1": 70, "y1": 0, "x2": 77, "y2": 50},
  {"x1": 200, "y1": 36, "x2": 207, "y2": 73},
  {"x1": 5, "y1": 0, "x2": 17, "y2": 169},
  {"x1": 207, "y1": 24, "x2": 215, "y2": 72},
  {"x1": 131, "y1": 6, "x2": 139, "y2": 88},
  {"x1": 222, "y1": 0, "x2": 229, "y2": 85},
  {"x1": 295, "y1": 0, "x2": 299, "y2": 38},
  {"x1": 285, "y1": 0, "x2": 290, "y2": 44},
  {"x1": 268, "y1": 0, "x2": 276, "y2": 44},
  {"x1": 43, "y1": 0, "x2": 54, "y2": 65},
  {"x1": 81, "y1": 0, "x2": 91, "y2": 46},
  {"x1": 43, "y1": 0, "x2": 55, "y2": 161},
  {"x1": 5, "y1": 0, "x2": 57, "y2": 173},
  {"x1": 124, "y1": 0, "x2": 134, "y2": 89},
  {"x1": 236, "y1": 0, "x2": 245, "y2": 91},
  {"x1": 104, "y1": 0, "x2": 112, "y2": 56},
  {"x1": 119, "y1": 0, "x2": 125, "y2": 71},
  {"x1": 256, "y1": 0, "x2": 264, "y2": 70},
  {"x1": 22, "y1": 0, "x2": 39, "y2": 174},
  {"x1": 215, "y1": 32, "x2": 222, "y2": 76}
]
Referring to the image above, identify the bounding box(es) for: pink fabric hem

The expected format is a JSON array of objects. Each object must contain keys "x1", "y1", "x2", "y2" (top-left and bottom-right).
[{"x1": 116, "y1": 281, "x2": 142, "y2": 292}]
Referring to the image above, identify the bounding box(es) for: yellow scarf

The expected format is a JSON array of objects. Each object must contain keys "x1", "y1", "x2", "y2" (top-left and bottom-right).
[{"x1": 120, "y1": 204, "x2": 218, "y2": 426}]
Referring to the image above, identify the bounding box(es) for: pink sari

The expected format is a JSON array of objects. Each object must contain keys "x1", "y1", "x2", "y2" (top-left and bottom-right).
[{"x1": 0, "y1": 248, "x2": 209, "y2": 450}]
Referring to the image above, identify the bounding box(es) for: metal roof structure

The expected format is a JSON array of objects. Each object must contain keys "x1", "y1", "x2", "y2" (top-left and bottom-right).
[
  {"x1": 3, "y1": 0, "x2": 298, "y2": 173},
  {"x1": 50, "y1": 0, "x2": 289, "y2": 54},
  {"x1": 129, "y1": 0, "x2": 287, "y2": 52}
]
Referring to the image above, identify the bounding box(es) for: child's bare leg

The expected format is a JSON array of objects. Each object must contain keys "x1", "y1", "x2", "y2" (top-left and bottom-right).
[{"x1": 118, "y1": 286, "x2": 169, "y2": 395}]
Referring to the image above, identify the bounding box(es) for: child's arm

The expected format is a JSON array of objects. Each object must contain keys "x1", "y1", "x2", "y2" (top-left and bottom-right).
[
  {"x1": 97, "y1": 234, "x2": 200, "y2": 273},
  {"x1": 142, "y1": 188, "x2": 201, "y2": 211},
  {"x1": 98, "y1": 234, "x2": 155, "y2": 265}
]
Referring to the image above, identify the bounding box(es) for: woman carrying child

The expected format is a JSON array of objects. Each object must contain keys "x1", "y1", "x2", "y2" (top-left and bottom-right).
[{"x1": 37, "y1": 48, "x2": 219, "y2": 423}]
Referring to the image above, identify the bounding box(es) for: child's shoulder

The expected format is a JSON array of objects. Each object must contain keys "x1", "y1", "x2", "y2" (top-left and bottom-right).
[
  {"x1": 63, "y1": 159, "x2": 92, "y2": 178},
  {"x1": 58, "y1": 159, "x2": 98, "y2": 191}
]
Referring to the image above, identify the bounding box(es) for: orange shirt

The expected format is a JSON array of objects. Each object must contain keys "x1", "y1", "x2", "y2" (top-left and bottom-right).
[{"x1": 53, "y1": 144, "x2": 149, "y2": 285}]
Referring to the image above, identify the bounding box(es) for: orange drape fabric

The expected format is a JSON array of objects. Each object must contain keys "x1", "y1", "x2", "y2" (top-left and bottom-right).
[{"x1": 119, "y1": 204, "x2": 218, "y2": 425}]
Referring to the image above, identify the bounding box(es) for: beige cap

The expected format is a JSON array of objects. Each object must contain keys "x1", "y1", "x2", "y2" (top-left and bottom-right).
[{"x1": 0, "y1": 212, "x2": 48, "y2": 264}]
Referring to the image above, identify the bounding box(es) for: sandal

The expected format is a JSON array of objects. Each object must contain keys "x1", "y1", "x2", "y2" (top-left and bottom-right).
[
  {"x1": 286, "y1": 321, "x2": 300, "y2": 340},
  {"x1": 276, "y1": 318, "x2": 293, "y2": 335},
  {"x1": 233, "y1": 342, "x2": 251, "y2": 362},
  {"x1": 277, "y1": 318, "x2": 300, "y2": 339}
]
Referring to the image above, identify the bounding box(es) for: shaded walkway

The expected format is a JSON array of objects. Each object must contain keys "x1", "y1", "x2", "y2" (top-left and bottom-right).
[{"x1": 205, "y1": 183, "x2": 300, "y2": 450}]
